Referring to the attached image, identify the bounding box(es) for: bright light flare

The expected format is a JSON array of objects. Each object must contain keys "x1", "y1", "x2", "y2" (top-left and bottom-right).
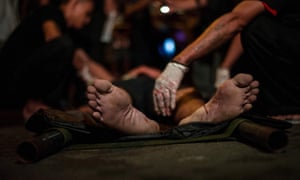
[{"x1": 160, "y1": 5, "x2": 170, "y2": 14}]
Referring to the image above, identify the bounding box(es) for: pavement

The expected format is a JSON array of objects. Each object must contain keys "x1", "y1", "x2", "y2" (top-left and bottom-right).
[{"x1": 1, "y1": 114, "x2": 300, "y2": 180}]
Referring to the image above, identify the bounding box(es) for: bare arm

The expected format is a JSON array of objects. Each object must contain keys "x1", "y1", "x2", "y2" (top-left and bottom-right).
[
  {"x1": 124, "y1": 0, "x2": 151, "y2": 17},
  {"x1": 165, "y1": 0, "x2": 208, "y2": 12},
  {"x1": 172, "y1": 1, "x2": 265, "y2": 65},
  {"x1": 214, "y1": 33, "x2": 243, "y2": 87},
  {"x1": 122, "y1": 65, "x2": 162, "y2": 80},
  {"x1": 221, "y1": 33, "x2": 243, "y2": 69},
  {"x1": 42, "y1": 20, "x2": 115, "y2": 82},
  {"x1": 42, "y1": 20, "x2": 62, "y2": 42},
  {"x1": 73, "y1": 49, "x2": 116, "y2": 82}
]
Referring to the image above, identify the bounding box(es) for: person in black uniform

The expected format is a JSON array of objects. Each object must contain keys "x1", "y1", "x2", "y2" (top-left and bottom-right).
[
  {"x1": 232, "y1": 0, "x2": 300, "y2": 118},
  {"x1": 152, "y1": 0, "x2": 300, "y2": 120},
  {"x1": 0, "y1": 0, "x2": 95, "y2": 118}
]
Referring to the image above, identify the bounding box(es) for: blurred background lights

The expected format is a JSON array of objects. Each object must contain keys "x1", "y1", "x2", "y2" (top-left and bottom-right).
[
  {"x1": 160, "y1": 5, "x2": 170, "y2": 14},
  {"x1": 159, "y1": 37, "x2": 176, "y2": 59}
]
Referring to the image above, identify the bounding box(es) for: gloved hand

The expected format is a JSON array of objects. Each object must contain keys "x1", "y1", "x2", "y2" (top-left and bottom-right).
[{"x1": 153, "y1": 62, "x2": 189, "y2": 116}]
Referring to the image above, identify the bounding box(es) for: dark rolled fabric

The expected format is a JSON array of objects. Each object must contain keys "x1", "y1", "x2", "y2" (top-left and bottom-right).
[
  {"x1": 17, "y1": 128, "x2": 72, "y2": 163},
  {"x1": 235, "y1": 120, "x2": 288, "y2": 152}
]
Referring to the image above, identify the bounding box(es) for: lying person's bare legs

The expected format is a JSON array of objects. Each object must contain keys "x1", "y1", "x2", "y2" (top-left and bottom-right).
[
  {"x1": 173, "y1": 87, "x2": 205, "y2": 124},
  {"x1": 179, "y1": 73, "x2": 259, "y2": 125},
  {"x1": 87, "y1": 81, "x2": 160, "y2": 135},
  {"x1": 87, "y1": 73, "x2": 259, "y2": 135}
]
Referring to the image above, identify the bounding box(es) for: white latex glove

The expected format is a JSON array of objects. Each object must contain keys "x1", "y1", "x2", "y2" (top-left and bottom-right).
[
  {"x1": 214, "y1": 68, "x2": 230, "y2": 88},
  {"x1": 153, "y1": 62, "x2": 189, "y2": 116},
  {"x1": 79, "y1": 65, "x2": 95, "y2": 85}
]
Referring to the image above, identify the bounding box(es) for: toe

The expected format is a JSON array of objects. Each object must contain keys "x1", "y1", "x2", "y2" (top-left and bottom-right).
[
  {"x1": 96, "y1": 105, "x2": 102, "y2": 112},
  {"x1": 247, "y1": 95, "x2": 257, "y2": 103},
  {"x1": 250, "y1": 88, "x2": 259, "y2": 95},
  {"x1": 92, "y1": 112, "x2": 103, "y2": 121},
  {"x1": 233, "y1": 73, "x2": 253, "y2": 88},
  {"x1": 88, "y1": 100, "x2": 97, "y2": 109},
  {"x1": 87, "y1": 85, "x2": 97, "y2": 93},
  {"x1": 94, "y1": 79, "x2": 113, "y2": 93},
  {"x1": 87, "y1": 93, "x2": 97, "y2": 100},
  {"x1": 243, "y1": 103, "x2": 253, "y2": 112},
  {"x1": 250, "y1": 80, "x2": 259, "y2": 88}
]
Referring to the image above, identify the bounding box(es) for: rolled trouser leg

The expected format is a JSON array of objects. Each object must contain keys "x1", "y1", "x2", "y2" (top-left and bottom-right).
[{"x1": 173, "y1": 87, "x2": 205, "y2": 124}]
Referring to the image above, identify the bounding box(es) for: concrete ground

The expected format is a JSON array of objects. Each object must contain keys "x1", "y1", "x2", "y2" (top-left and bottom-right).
[{"x1": 1, "y1": 116, "x2": 300, "y2": 180}]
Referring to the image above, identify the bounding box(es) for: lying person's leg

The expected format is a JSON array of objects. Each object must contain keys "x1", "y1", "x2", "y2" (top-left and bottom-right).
[
  {"x1": 173, "y1": 87, "x2": 205, "y2": 124},
  {"x1": 87, "y1": 80, "x2": 160, "y2": 135},
  {"x1": 87, "y1": 73, "x2": 259, "y2": 135},
  {"x1": 112, "y1": 76, "x2": 202, "y2": 127},
  {"x1": 179, "y1": 73, "x2": 259, "y2": 125}
]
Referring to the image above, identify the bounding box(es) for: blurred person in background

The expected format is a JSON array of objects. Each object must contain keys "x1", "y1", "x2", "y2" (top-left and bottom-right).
[
  {"x1": 0, "y1": 0, "x2": 164, "y2": 120},
  {"x1": 0, "y1": 0, "x2": 99, "y2": 119},
  {"x1": 0, "y1": 0, "x2": 19, "y2": 48}
]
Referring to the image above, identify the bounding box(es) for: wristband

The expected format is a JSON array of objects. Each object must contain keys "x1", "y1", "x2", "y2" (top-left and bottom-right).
[{"x1": 170, "y1": 61, "x2": 189, "y2": 73}]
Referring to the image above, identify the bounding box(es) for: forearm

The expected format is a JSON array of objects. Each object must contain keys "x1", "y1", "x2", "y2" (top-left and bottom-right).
[
  {"x1": 73, "y1": 49, "x2": 115, "y2": 82},
  {"x1": 173, "y1": 1, "x2": 265, "y2": 66},
  {"x1": 173, "y1": 12, "x2": 242, "y2": 65},
  {"x1": 124, "y1": 0, "x2": 151, "y2": 16},
  {"x1": 87, "y1": 60, "x2": 115, "y2": 82},
  {"x1": 165, "y1": 0, "x2": 207, "y2": 12}
]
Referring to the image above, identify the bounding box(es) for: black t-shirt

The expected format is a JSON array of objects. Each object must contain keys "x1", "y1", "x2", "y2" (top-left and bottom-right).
[
  {"x1": 262, "y1": 0, "x2": 300, "y2": 26},
  {"x1": 238, "y1": 0, "x2": 300, "y2": 115},
  {"x1": 0, "y1": 5, "x2": 67, "y2": 70}
]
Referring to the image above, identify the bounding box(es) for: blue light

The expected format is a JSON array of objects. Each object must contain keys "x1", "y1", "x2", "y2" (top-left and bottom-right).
[
  {"x1": 163, "y1": 38, "x2": 176, "y2": 56},
  {"x1": 158, "y1": 37, "x2": 177, "y2": 61}
]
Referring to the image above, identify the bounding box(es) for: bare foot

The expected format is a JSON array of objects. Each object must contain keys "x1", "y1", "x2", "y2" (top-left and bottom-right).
[
  {"x1": 87, "y1": 79, "x2": 160, "y2": 135},
  {"x1": 179, "y1": 73, "x2": 259, "y2": 125}
]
